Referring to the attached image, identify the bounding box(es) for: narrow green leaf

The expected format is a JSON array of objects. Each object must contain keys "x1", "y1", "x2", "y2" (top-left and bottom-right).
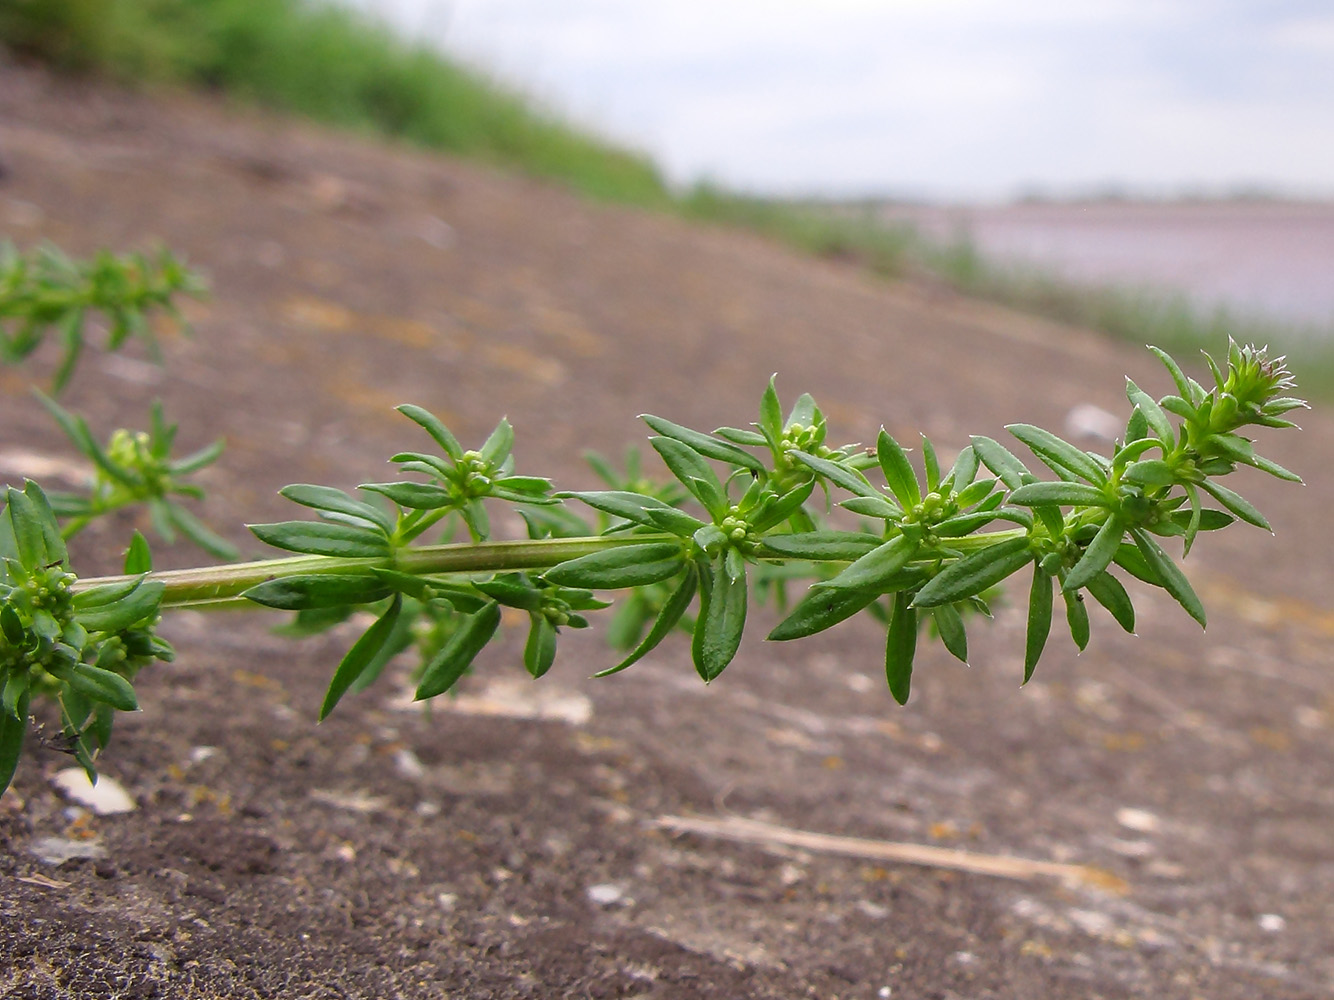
[
  {"x1": 415, "y1": 601, "x2": 502, "y2": 700},
  {"x1": 1123, "y1": 460, "x2": 1178, "y2": 487},
  {"x1": 1169, "y1": 507, "x2": 1232, "y2": 533},
  {"x1": 281, "y1": 484, "x2": 395, "y2": 532},
  {"x1": 51, "y1": 307, "x2": 84, "y2": 392},
  {"x1": 23, "y1": 481, "x2": 66, "y2": 566},
  {"x1": 750, "y1": 480, "x2": 816, "y2": 532},
  {"x1": 715, "y1": 426, "x2": 767, "y2": 447},
  {"x1": 1064, "y1": 516, "x2": 1124, "y2": 591},
  {"x1": 1198, "y1": 479, "x2": 1270, "y2": 531},
  {"x1": 319, "y1": 595, "x2": 403, "y2": 719},
  {"x1": 596, "y1": 567, "x2": 698, "y2": 676},
  {"x1": 169, "y1": 438, "x2": 226, "y2": 475},
  {"x1": 1, "y1": 605, "x2": 24, "y2": 646},
  {"x1": 1063, "y1": 588, "x2": 1090, "y2": 651},
  {"x1": 1148, "y1": 345, "x2": 1195, "y2": 402},
  {"x1": 692, "y1": 556, "x2": 746, "y2": 681},
  {"x1": 524, "y1": 614, "x2": 559, "y2": 678},
  {"x1": 644, "y1": 506, "x2": 709, "y2": 536},
  {"x1": 1159, "y1": 395, "x2": 1197, "y2": 421},
  {"x1": 642, "y1": 414, "x2": 767, "y2": 474},
  {"x1": 921, "y1": 435, "x2": 942, "y2": 493},
  {"x1": 1112, "y1": 542, "x2": 1161, "y2": 585},
  {"x1": 876, "y1": 429, "x2": 921, "y2": 508},
  {"x1": 1023, "y1": 565, "x2": 1053, "y2": 683},
  {"x1": 5, "y1": 487, "x2": 44, "y2": 571},
  {"x1": 759, "y1": 376, "x2": 784, "y2": 441},
  {"x1": 1126, "y1": 379, "x2": 1175, "y2": 443},
  {"x1": 473, "y1": 574, "x2": 545, "y2": 610},
  {"x1": 1131, "y1": 528, "x2": 1206, "y2": 627},
  {"x1": 0, "y1": 688, "x2": 30, "y2": 797},
  {"x1": 933, "y1": 508, "x2": 1003, "y2": 537},
  {"x1": 786, "y1": 393, "x2": 818, "y2": 429},
  {"x1": 946, "y1": 444, "x2": 979, "y2": 491},
  {"x1": 1006, "y1": 424, "x2": 1107, "y2": 484},
  {"x1": 955, "y1": 477, "x2": 998, "y2": 509},
  {"x1": 932, "y1": 603, "x2": 968, "y2": 663},
  {"x1": 75, "y1": 580, "x2": 164, "y2": 632},
  {"x1": 790, "y1": 452, "x2": 880, "y2": 497},
  {"x1": 758, "y1": 530, "x2": 880, "y2": 562},
  {"x1": 123, "y1": 531, "x2": 152, "y2": 575},
  {"x1": 248, "y1": 520, "x2": 391, "y2": 558},
  {"x1": 479, "y1": 418, "x2": 514, "y2": 466},
  {"x1": 840, "y1": 494, "x2": 904, "y2": 519},
  {"x1": 649, "y1": 436, "x2": 727, "y2": 516},
  {"x1": 1086, "y1": 571, "x2": 1136, "y2": 633},
  {"x1": 970, "y1": 436, "x2": 1032, "y2": 490},
  {"x1": 1008, "y1": 481, "x2": 1110, "y2": 508},
  {"x1": 396, "y1": 404, "x2": 463, "y2": 460},
  {"x1": 543, "y1": 542, "x2": 685, "y2": 589},
  {"x1": 55, "y1": 663, "x2": 139, "y2": 712},
  {"x1": 823, "y1": 534, "x2": 917, "y2": 591},
  {"x1": 392, "y1": 402, "x2": 461, "y2": 458},
  {"x1": 559, "y1": 490, "x2": 672, "y2": 527},
  {"x1": 359, "y1": 481, "x2": 454, "y2": 511},
  {"x1": 913, "y1": 537, "x2": 1033, "y2": 608},
  {"x1": 885, "y1": 592, "x2": 917, "y2": 705},
  {"x1": 244, "y1": 574, "x2": 392, "y2": 611},
  {"x1": 768, "y1": 584, "x2": 885, "y2": 641}
]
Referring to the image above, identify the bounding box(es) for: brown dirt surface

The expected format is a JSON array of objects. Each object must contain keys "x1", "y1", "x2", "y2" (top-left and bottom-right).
[{"x1": 1, "y1": 64, "x2": 1331, "y2": 1000}]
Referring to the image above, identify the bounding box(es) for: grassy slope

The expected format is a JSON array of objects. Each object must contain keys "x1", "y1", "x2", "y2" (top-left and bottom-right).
[{"x1": 3, "y1": 0, "x2": 1328, "y2": 388}]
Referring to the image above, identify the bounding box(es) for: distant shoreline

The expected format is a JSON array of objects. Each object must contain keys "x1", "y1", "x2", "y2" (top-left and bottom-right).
[{"x1": 876, "y1": 199, "x2": 1334, "y2": 327}]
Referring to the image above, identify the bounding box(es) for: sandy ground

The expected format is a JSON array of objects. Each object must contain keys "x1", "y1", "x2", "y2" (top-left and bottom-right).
[{"x1": 1, "y1": 65, "x2": 1333, "y2": 999}]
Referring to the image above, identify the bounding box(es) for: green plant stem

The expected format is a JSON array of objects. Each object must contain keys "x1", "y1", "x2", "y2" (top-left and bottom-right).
[{"x1": 73, "y1": 527, "x2": 1032, "y2": 610}]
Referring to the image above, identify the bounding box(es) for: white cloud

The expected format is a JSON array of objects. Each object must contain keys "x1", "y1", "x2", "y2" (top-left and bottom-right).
[{"x1": 353, "y1": 0, "x2": 1334, "y2": 199}]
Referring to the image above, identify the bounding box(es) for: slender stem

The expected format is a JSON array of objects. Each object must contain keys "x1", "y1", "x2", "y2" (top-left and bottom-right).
[
  {"x1": 73, "y1": 527, "x2": 1034, "y2": 611},
  {"x1": 75, "y1": 534, "x2": 663, "y2": 608}
]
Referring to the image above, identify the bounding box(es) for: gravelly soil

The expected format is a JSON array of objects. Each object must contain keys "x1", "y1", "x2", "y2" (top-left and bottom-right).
[{"x1": 0, "y1": 64, "x2": 1331, "y2": 1000}]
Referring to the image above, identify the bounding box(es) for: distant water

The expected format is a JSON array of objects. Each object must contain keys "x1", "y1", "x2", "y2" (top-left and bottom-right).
[{"x1": 881, "y1": 201, "x2": 1334, "y2": 330}]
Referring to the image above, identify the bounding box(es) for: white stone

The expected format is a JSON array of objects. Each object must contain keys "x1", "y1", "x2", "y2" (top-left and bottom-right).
[
  {"x1": 30, "y1": 835, "x2": 105, "y2": 865},
  {"x1": 586, "y1": 883, "x2": 625, "y2": 906},
  {"x1": 1116, "y1": 807, "x2": 1161, "y2": 833},
  {"x1": 394, "y1": 748, "x2": 427, "y2": 780},
  {"x1": 1258, "y1": 913, "x2": 1286, "y2": 932},
  {"x1": 51, "y1": 768, "x2": 136, "y2": 815}
]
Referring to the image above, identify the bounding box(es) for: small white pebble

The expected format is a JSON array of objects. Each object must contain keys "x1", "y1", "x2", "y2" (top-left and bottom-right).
[
  {"x1": 878, "y1": 987, "x2": 893, "y2": 999},
  {"x1": 846, "y1": 673, "x2": 874, "y2": 693},
  {"x1": 415, "y1": 800, "x2": 441, "y2": 817},
  {"x1": 188, "y1": 746, "x2": 218, "y2": 765},
  {"x1": 586, "y1": 883, "x2": 625, "y2": 906},
  {"x1": 1258, "y1": 913, "x2": 1286, "y2": 932},
  {"x1": 1068, "y1": 908, "x2": 1114, "y2": 937},
  {"x1": 437, "y1": 892, "x2": 458, "y2": 911},
  {"x1": 1294, "y1": 706, "x2": 1325, "y2": 729},
  {"x1": 30, "y1": 835, "x2": 105, "y2": 865},
  {"x1": 52, "y1": 768, "x2": 136, "y2": 815},
  {"x1": 394, "y1": 749, "x2": 427, "y2": 780},
  {"x1": 1116, "y1": 807, "x2": 1160, "y2": 833},
  {"x1": 953, "y1": 951, "x2": 977, "y2": 965},
  {"x1": 856, "y1": 900, "x2": 890, "y2": 919},
  {"x1": 334, "y1": 843, "x2": 357, "y2": 862}
]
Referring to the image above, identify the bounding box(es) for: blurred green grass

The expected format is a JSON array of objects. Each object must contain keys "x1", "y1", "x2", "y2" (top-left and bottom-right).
[{"x1": 4, "y1": 0, "x2": 1329, "y2": 391}]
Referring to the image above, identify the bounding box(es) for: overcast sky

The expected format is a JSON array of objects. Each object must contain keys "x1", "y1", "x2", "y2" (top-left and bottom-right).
[{"x1": 353, "y1": 0, "x2": 1334, "y2": 202}]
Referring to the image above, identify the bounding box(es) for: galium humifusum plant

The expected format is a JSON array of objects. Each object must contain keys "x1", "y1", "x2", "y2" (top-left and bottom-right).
[
  {"x1": 0, "y1": 241, "x2": 203, "y2": 392},
  {"x1": 0, "y1": 245, "x2": 1307, "y2": 798}
]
